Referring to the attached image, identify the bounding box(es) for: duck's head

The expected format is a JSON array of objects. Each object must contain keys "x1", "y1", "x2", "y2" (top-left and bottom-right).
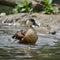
[{"x1": 26, "y1": 19, "x2": 39, "y2": 27}]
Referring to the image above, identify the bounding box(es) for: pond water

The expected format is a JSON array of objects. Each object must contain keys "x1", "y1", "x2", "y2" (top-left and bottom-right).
[{"x1": 0, "y1": 25, "x2": 60, "y2": 60}]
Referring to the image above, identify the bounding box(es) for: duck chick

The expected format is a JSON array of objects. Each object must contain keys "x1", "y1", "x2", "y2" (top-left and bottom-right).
[
  {"x1": 49, "y1": 31, "x2": 56, "y2": 35},
  {"x1": 11, "y1": 19, "x2": 39, "y2": 45}
]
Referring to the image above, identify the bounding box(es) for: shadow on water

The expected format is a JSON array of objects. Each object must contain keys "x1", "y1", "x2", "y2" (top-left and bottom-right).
[{"x1": 0, "y1": 25, "x2": 60, "y2": 60}]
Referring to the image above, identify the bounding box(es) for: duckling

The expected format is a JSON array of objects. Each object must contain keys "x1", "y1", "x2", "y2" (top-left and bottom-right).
[
  {"x1": 49, "y1": 31, "x2": 56, "y2": 35},
  {"x1": 11, "y1": 19, "x2": 39, "y2": 45}
]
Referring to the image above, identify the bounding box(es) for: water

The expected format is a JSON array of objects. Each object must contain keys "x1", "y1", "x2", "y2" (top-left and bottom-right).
[{"x1": 0, "y1": 25, "x2": 60, "y2": 60}]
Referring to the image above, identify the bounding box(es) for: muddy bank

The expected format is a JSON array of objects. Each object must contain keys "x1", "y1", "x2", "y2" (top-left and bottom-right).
[{"x1": 0, "y1": 13, "x2": 60, "y2": 34}]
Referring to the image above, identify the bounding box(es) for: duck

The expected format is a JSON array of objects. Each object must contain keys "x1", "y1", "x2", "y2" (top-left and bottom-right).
[
  {"x1": 49, "y1": 31, "x2": 56, "y2": 35},
  {"x1": 11, "y1": 19, "x2": 39, "y2": 45}
]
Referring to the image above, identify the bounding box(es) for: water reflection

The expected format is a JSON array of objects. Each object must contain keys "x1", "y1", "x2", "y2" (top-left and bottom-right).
[{"x1": 0, "y1": 25, "x2": 60, "y2": 60}]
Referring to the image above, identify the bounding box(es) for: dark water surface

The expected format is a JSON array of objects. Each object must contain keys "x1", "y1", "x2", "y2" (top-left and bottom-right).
[{"x1": 0, "y1": 25, "x2": 60, "y2": 60}]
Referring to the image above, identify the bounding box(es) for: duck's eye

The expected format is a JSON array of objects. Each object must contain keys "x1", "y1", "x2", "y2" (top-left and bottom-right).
[{"x1": 33, "y1": 22, "x2": 39, "y2": 27}]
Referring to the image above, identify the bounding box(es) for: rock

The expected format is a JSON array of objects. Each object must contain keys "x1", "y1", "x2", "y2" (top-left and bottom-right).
[
  {"x1": 0, "y1": 13, "x2": 6, "y2": 17},
  {"x1": 53, "y1": 4, "x2": 60, "y2": 14},
  {"x1": 30, "y1": 0, "x2": 44, "y2": 12}
]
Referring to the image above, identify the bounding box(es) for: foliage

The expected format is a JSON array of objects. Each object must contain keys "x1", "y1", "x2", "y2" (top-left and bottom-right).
[
  {"x1": 12, "y1": 0, "x2": 59, "y2": 14},
  {"x1": 43, "y1": 0, "x2": 59, "y2": 14},
  {"x1": 13, "y1": 1, "x2": 32, "y2": 13}
]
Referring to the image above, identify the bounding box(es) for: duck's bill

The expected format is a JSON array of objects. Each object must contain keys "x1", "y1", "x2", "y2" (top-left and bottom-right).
[{"x1": 33, "y1": 22, "x2": 39, "y2": 27}]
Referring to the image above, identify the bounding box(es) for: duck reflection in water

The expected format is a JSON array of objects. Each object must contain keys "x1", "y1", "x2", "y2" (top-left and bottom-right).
[{"x1": 11, "y1": 19, "x2": 39, "y2": 45}]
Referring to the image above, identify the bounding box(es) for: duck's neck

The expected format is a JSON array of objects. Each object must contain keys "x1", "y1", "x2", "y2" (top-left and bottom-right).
[{"x1": 29, "y1": 25, "x2": 36, "y2": 31}]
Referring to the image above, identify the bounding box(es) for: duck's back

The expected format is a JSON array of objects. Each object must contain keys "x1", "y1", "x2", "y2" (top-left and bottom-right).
[{"x1": 20, "y1": 28, "x2": 38, "y2": 44}]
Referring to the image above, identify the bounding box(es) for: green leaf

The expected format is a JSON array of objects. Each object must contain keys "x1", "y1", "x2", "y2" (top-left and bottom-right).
[
  {"x1": 26, "y1": 7, "x2": 31, "y2": 12},
  {"x1": 13, "y1": 9, "x2": 18, "y2": 13},
  {"x1": 22, "y1": 1, "x2": 27, "y2": 7},
  {"x1": 44, "y1": 0, "x2": 49, "y2": 5},
  {"x1": 44, "y1": 0, "x2": 52, "y2": 5},
  {"x1": 18, "y1": 3, "x2": 24, "y2": 8},
  {"x1": 20, "y1": 8, "x2": 26, "y2": 12},
  {"x1": 49, "y1": 0, "x2": 52, "y2": 4}
]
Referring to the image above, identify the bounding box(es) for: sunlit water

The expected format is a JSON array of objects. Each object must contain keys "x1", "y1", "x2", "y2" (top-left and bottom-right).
[{"x1": 0, "y1": 25, "x2": 60, "y2": 60}]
